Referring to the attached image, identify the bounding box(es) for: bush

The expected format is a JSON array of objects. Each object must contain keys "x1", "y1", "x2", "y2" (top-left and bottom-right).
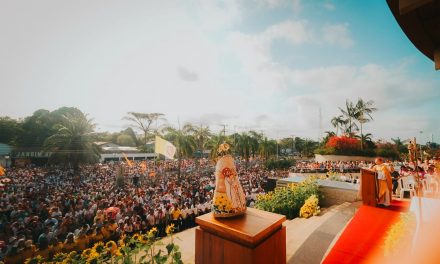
[
  {"x1": 254, "y1": 178, "x2": 320, "y2": 219},
  {"x1": 264, "y1": 159, "x2": 295, "y2": 170},
  {"x1": 326, "y1": 136, "x2": 360, "y2": 151},
  {"x1": 314, "y1": 147, "x2": 376, "y2": 157}
]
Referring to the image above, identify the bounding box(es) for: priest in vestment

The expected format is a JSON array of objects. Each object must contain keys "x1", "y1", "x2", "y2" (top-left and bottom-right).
[{"x1": 372, "y1": 157, "x2": 393, "y2": 206}]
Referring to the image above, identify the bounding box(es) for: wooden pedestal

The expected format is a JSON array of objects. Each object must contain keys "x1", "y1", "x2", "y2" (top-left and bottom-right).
[
  {"x1": 195, "y1": 207, "x2": 286, "y2": 264},
  {"x1": 361, "y1": 168, "x2": 378, "y2": 206}
]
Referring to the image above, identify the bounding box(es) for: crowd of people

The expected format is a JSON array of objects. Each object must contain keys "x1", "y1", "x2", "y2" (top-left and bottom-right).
[
  {"x1": 292, "y1": 160, "x2": 372, "y2": 174},
  {"x1": 0, "y1": 158, "x2": 270, "y2": 263}
]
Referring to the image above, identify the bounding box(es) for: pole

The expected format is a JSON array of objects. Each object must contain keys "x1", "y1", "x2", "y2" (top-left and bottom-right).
[
  {"x1": 412, "y1": 137, "x2": 423, "y2": 224},
  {"x1": 420, "y1": 131, "x2": 423, "y2": 161}
]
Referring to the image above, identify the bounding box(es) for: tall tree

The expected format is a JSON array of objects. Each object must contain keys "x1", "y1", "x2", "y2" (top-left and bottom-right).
[
  {"x1": 123, "y1": 112, "x2": 165, "y2": 145},
  {"x1": 354, "y1": 99, "x2": 377, "y2": 150},
  {"x1": 235, "y1": 132, "x2": 259, "y2": 166},
  {"x1": 259, "y1": 137, "x2": 277, "y2": 160},
  {"x1": 185, "y1": 124, "x2": 211, "y2": 171},
  {"x1": 331, "y1": 115, "x2": 346, "y2": 136},
  {"x1": 185, "y1": 124, "x2": 211, "y2": 156},
  {"x1": 339, "y1": 100, "x2": 358, "y2": 136},
  {"x1": 248, "y1": 130, "x2": 262, "y2": 157},
  {"x1": 162, "y1": 125, "x2": 196, "y2": 180},
  {"x1": 44, "y1": 111, "x2": 100, "y2": 173}
]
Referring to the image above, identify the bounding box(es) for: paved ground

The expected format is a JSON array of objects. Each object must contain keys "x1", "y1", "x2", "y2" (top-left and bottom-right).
[{"x1": 157, "y1": 202, "x2": 361, "y2": 264}]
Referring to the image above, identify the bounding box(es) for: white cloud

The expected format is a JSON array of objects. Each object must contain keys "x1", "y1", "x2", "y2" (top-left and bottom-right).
[
  {"x1": 322, "y1": 23, "x2": 354, "y2": 48},
  {"x1": 277, "y1": 63, "x2": 440, "y2": 140}
]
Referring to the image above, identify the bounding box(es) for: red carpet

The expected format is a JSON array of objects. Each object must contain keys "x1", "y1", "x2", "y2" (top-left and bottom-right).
[{"x1": 323, "y1": 200, "x2": 410, "y2": 264}]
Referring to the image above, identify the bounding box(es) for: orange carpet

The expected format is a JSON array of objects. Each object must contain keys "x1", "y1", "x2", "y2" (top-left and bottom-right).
[{"x1": 323, "y1": 200, "x2": 410, "y2": 264}]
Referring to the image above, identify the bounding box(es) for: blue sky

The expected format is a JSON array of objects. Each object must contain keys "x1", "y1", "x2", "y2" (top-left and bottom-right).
[{"x1": 0, "y1": 0, "x2": 439, "y2": 143}]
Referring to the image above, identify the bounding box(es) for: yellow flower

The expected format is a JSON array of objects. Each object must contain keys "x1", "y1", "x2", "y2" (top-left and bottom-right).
[
  {"x1": 82, "y1": 249, "x2": 92, "y2": 258},
  {"x1": 166, "y1": 224, "x2": 175, "y2": 235},
  {"x1": 139, "y1": 234, "x2": 150, "y2": 244},
  {"x1": 132, "y1": 233, "x2": 141, "y2": 241},
  {"x1": 105, "y1": 241, "x2": 118, "y2": 255},
  {"x1": 118, "y1": 234, "x2": 126, "y2": 246},
  {"x1": 148, "y1": 227, "x2": 158, "y2": 237},
  {"x1": 24, "y1": 255, "x2": 44, "y2": 264},
  {"x1": 93, "y1": 241, "x2": 105, "y2": 253},
  {"x1": 87, "y1": 251, "x2": 100, "y2": 263}
]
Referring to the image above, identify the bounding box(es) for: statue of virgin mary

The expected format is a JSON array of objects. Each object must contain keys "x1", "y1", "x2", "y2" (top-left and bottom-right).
[{"x1": 212, "y1": 143, "x2": 247, "y2": 218}]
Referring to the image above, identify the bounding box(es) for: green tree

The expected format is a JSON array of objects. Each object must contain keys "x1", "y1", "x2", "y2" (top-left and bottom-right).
[
  {"x1": 185, "y1": 124, "x2": 211, "y2": 157},
  {"x1": 279, "y1": 137, "x2": 294, "y2": 155},
  {"x1": 116, "y1": 134, "x2": 136, "y2": 147},
  {"x1": 355, "y1": 133, "x2": 375, "y2": 149},
  {"x1": 248, "y1": 131, "x2": 263, "y2": 157},
  {"x1": 16, "y1": 109, "x2": 53, "y2": 148},
  {"x1": 354, "y1": 99, "x2": 377, "y2": 150},
  {"x1": 234, "y1": 132, "x2": 258, "y2": 166},
  {"x1": 162, "y1": 125, "x2": 196, "y2": 180},
  {"x1": 391, "y1": 137, "x2": 407, "y2": 154},
  {"x1": 259, "y1": 137, "x2": 277, "y2": 160},
  {"x1": 339, "y1": 100, "x2": 358, "y2": 136},
  {"x1": 44, "y1": 111, "x2": 100, "y2": 173},
  {"x1": 330, "y1": 115, "x2": 346, "y2": 136},
  {"x1": 0, "y1": 117, "x2": 21, "y2": 144},
  {"x1": 123, "y1": 112, "x2": 165, "y2": 145}
]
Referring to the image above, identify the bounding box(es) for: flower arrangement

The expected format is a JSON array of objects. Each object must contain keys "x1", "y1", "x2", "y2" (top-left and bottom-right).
[
  {"x1": 299, "y1": 195, "x2": 320, "y2": 218},
  {"x1": 383, "y1": 212, "x2": 416, "y2": 256},
  {"x1": 213, "y1": 193, "x2": 234, "y2": 213},
  {"x1": 254, "y1": 178, "x2": 320, "y2": 219},
  {"x1": 24, "y1": 224, "x2": 183, "y2": 264}
]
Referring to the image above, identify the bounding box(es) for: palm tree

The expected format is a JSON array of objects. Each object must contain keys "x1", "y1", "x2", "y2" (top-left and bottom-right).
[
  {"x1": 339, "y1": 100, "x2": 358, "y2": 136},
  {"x1": 123, "y1": 112, "x2": 165, "y2": 145},
  {"x1": 355, "y1": 133, "x2": 374, "y2": 148},
  {"x1": 248, "y1": 130, "x2": 262, "y2": 158},
  {"x1": 330, "y1": 115, "x2": 345, "y2": 136},
  {"x1": 44, "y1": 112, "x2": 100, "y2": 174},
  {"x1": 186, "y1": 124, "x2": 211, "y2": 156},
  {"x1": 235, "y1": 132, "x2": 255, "y2": 167},
  {"x1": 185, "y1": 124, "x2": 211, "y2": 170},
  {"x1": 391, "y1": 137, "x2": 407, "y2": 154},
  {"x1": 354, "y1": 99, "x2": 377, "y2": 150},
  {"x1": 259, "y1": 137, "x2": 277, "y2": 160},
  {"x1": 162, "y1": 125, "x2": 196, "y2": 180}
]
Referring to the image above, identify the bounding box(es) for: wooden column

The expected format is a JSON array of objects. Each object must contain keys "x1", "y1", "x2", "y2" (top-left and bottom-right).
[{"x1": 195, "y1": 207, "x2": 286, "y2": 264}]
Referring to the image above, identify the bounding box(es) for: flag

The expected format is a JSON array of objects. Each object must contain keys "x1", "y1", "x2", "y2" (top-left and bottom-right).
[
  {"x1": 155, "y1": 136, "x2": 176, "y2": 159},
  {"x1": 122, "y1": 153, "x2": 133, "y2": 167}
]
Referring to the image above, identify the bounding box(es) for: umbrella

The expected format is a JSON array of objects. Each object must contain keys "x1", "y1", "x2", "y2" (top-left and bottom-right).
[
  {"x1": 0, "y1": 178, "x2": 11, "y2": 183},
  {"x1": 105, "y1": 207, "x2": 120, "y2": 219}
]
